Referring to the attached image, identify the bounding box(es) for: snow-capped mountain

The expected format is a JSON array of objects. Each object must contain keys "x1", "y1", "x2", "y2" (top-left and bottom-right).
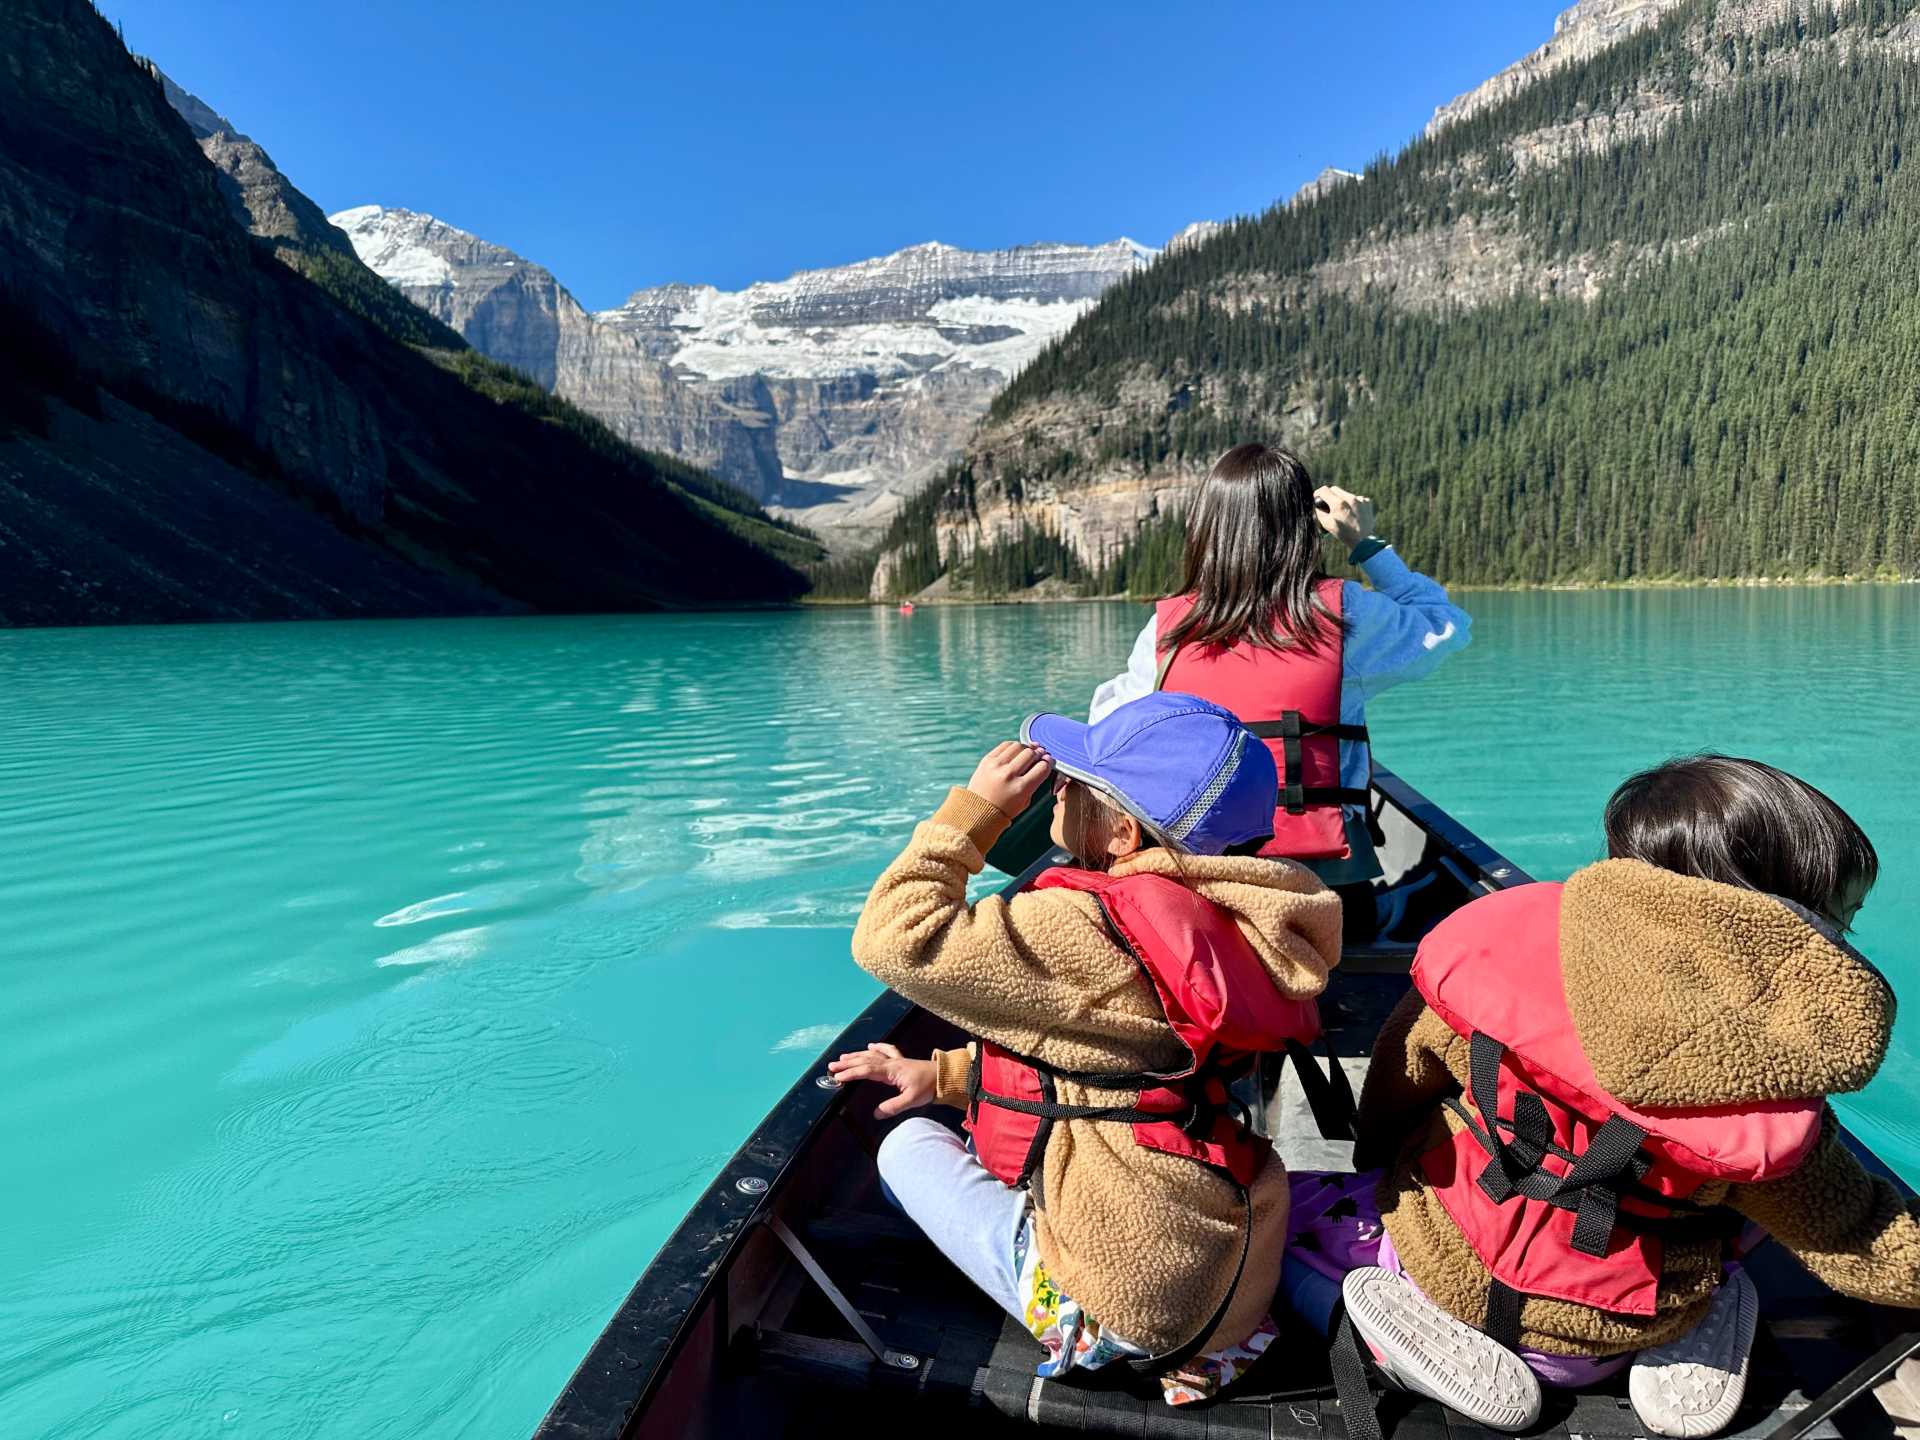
[
  {"x1": 331, "y1": 205, "x2": 594, "y2": 387},
  {"x1": 601, "y1": 237, "x2": 1155, "y2": 367},
  {"x1": 1166, "y1": 220, "x2": 1224, "y2": 252},
  {"x1": 330, "y1": 207, "x2": 1164, "y2": 539}
]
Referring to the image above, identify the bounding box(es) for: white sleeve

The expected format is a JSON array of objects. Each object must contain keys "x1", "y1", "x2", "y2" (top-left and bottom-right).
[{"x1": 1088, "y1": 614, "x2": 1159, "y2": 722}]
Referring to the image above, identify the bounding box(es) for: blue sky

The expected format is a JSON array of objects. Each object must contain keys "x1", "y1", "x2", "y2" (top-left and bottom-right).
[{"x1": 115, "y1": 1, "x2": 1564, "y2": 311}]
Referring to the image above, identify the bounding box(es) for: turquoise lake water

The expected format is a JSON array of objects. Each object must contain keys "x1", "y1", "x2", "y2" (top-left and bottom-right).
[{"x1": 2, "y1": 589, "x2": 1914, "y2": 1438}]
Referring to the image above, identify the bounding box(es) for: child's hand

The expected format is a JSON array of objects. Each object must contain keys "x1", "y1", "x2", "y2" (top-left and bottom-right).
[
  {"x1": 827, "y1": 1042, "x2": 938, "y2": 1117},
  {"x1": 967, "y1": 741, "x2": 1053, "y2": 817}
]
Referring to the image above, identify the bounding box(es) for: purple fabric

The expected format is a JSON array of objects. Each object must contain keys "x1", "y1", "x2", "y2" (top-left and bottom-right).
[{"x1": 1284, "y1": 1170, "x2": 1631, "y2": 1387}]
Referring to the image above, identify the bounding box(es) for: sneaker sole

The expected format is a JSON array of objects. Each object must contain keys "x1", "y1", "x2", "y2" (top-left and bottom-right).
[
  {"x1": 1628, "y1": 1274, "x2": 1759, "y2": 1438},
  {"x1": 1343, "y1": 1267, "x2": 1543, "y2": 1433}
]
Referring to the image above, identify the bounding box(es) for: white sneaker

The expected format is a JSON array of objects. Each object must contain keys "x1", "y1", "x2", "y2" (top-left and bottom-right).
[
  {"x1": 1342, "y1": 1266, "x2": 1544, "y2": 1432},
  {"x1": 1629, "y1": 1270, "x2": 1759, "y2": 1438}
]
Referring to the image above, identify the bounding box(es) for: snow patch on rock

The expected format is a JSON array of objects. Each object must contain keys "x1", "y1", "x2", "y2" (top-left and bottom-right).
[
  {"x1": 332, "y1": 204, "x2": 457, "y2": 287},
  {"x1": 327, "y1": 206, "x2": 1200, "y2": 531}
]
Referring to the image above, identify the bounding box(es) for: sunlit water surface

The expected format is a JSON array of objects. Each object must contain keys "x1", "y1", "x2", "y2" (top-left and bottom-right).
[{"x1": 2, "y1": 591, "x2": 1914, "y2": 1438}]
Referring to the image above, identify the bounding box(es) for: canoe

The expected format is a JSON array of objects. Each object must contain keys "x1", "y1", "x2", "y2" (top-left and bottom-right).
[{"x1": 532, "y1": 764, "x2": 1919, "y2": 1439}]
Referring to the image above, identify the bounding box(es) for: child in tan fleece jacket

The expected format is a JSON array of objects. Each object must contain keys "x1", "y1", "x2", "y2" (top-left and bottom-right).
[
  {"x1": 1335, "y1": 756, "x2": 1919, "y2": 1437},
  {"x1": 830, "y1": 694, "x2": 1341, "y2": 1403}
]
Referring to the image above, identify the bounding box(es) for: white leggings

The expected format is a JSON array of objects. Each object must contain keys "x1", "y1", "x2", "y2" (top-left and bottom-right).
[{"x1": 876, "y1": 1115, "x2": 1029, "y2": 1322}]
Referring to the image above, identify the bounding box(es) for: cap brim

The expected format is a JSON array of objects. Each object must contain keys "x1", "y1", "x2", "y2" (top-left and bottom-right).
[
  {"x1": 1019, "y1": 712, "x2": 1185, "y2": 852},
  {"x1": 1020, "y1": 712, "x2": 1098, "y2": 783}
]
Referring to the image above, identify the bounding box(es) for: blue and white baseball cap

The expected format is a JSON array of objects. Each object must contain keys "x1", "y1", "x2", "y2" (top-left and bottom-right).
[{"x1": 1021, "y1": 693, "x2": 1278, "y2": 856}]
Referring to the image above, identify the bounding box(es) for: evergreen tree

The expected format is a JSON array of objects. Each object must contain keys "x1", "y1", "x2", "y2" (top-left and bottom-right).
[{"x1": 818, "y1": 0, "x2": 1920, "y2": 597}]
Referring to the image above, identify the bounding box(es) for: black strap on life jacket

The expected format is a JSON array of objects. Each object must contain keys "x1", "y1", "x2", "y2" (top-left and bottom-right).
[
  {"x1": 965, "y1": 1045, "x2": 1261, "y2": 1377},
  {"x1": 964, "y1": 1041, "x2": 1230, "y2": 1189},
  {"x1": 965, "y1": 1044, "x2": 1056, "y2": 1187},
  {"x1": 967, "y1": 1041, "x2": 1239, "y2": 1150},
  {"x1": 965, "y1": 893, "x2": 1256, "y2": 1146},
  {"x1": 1455, "y1": 1030, "x2": 1742, "y2": 1347},
  {"x1": 1151, "y1": 640, "x2": 1369, "y2": 816},
  {"x1": 1244, "y1": 713, "x2": 1372, "y2": 814},
  {"x1": 967, "y1": 1074, "x2": 1219, "y2": 1131}
]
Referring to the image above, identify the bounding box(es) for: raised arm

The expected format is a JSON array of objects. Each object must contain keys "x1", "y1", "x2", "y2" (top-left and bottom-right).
[
  {"x1": 1341, "y1": 549, "x2": 1472, "y2": 705},
  {"x1": 849, "y1": 747, "x2": 1146, "y2": 1060},
  {"x1": 1314, "y1": 486, "x2": 1471, "y2": 706}
]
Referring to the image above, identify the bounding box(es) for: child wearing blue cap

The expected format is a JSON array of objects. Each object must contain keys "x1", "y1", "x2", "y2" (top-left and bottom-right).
[{"x1": 832, "y1": 693, "x2": 1342, "y2": 1404}]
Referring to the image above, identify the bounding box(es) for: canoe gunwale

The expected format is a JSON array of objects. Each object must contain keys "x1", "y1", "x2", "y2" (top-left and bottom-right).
[
  {"x1": 530, "y1": 765, "x2": 1703, "y2": 1439},
  {"x1": 529, "y1": 986, "x2": 914, "y2": 1438}
]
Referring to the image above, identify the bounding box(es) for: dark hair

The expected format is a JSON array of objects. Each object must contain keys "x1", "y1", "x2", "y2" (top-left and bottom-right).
[
  {"x1": 1163, "y1": 443, "x2": 1338, "y2": 654},
  {"x1": 1603, "y1": 755, "x2": 1878, "y2": 922}
]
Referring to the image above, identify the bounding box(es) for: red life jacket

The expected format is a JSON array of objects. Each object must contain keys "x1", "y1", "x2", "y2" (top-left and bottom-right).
[
  {"x1": 1156, "y1": 580, "x2": 1367, "y2": 861},
  {"x1": 963, "y1": 865, "x2": 1321, "y2": 1192},
  {"x1": 1411, "y1": 882, "x2": 1825, "y2": 1338}
]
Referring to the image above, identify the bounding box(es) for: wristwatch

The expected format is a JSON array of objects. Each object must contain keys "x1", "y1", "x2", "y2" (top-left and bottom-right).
[{"x1": 1349, "y1": 537, "x2": 1388, "y2": 565}]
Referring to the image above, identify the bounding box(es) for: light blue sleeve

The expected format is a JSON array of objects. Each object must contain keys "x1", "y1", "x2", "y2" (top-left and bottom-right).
[
  {"x1": 1088, "y1": 613, "x2": 1159, "y2": 722},
  {"x1": 1341, "y1": 547, "x2": 1472, "y2": 708}
]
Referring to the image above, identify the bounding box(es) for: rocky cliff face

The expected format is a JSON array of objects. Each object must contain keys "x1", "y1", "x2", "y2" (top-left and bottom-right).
[
  {"x1": 156, "y1": 71, "x2": 359, "y2": 258},
  {"x1": 897, "y1": 365, "x2": 1346, "y2": 601},
  {"x1": 1424, "y1": 0, "x2": 1689, "y2": 136},
  {"x1": 334, "y1": 208, "x2": 1162, "y2": 544},
  {"x1": 329, "y1": 205, "x2": 789, "y2": 501},
  {"x1": 604, "y1": 238, "x2": 1158, "y2": 538},
  {"x1": 330, "y1": 205, "x2": 585, "y2": 385},
  {"x1": 1419, "y1": 0, "x2": 1855, "y2": 141},
  {"x1": 0, "y1": 0, "x2": 805, "y2": 626}
]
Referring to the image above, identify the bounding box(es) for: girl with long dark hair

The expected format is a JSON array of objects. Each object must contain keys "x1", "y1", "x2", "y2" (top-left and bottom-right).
[{"x1": 1089, "y1": 443, "x2": 1469, "y2": 886}]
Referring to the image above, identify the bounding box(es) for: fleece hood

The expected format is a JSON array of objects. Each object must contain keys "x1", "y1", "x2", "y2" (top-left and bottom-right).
[
  {"x1": 1108, "y1": 848, "x2": 1341, "y2": 1002},
  {"x1": 1560, "y1": 859, "x2": 1894, "y2": 1111}
]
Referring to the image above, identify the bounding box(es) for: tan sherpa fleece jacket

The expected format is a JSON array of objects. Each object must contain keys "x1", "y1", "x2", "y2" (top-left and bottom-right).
[
  {"x1": 851, "y1": 786, "x2": 1342, "y2": 1355},
  {"x1": 1356, "y1": 858, "x2": 1918, "y2": 1355}
]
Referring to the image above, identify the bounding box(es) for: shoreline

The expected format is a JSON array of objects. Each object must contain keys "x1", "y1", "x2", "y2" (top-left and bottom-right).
[
  {"x1": 803, "y1": 572, "x2": 1919, "y2": 608},
  {"x1": 1448, "y1": 573, "x2": 1919, "y2": 594}
]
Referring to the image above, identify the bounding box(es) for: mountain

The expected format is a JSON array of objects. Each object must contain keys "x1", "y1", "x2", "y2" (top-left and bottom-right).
[
  {"x1": 0, "y1": 0, "x2": 813, "y2": 628},
  {"x1": 329, "y1": 203, "x2": 592, "y2": 387},
  {"x1": 1424, "y1": 0, "x2": 1686, "y2": 136},
  {"x1": 844, "y1": 0, "x2": 1920, "y2": 599},
  {"x1": 333, "y1": 207, "x2": 1160, "y2": 544},
  {"x1": 329, "y1": 205, "x2": 794, "y2": 511},
  {"x1": 155, "y1": 71, "x2": 464, "y2": 353},
  {"x1": 1288, "y1": 167, "x2": 1360, "y2": 207}
]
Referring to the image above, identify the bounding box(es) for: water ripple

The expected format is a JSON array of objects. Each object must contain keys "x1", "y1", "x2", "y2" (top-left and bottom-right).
[{"x1": 3, "y1": 596, "x2": 1913, "y2": 1439}]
